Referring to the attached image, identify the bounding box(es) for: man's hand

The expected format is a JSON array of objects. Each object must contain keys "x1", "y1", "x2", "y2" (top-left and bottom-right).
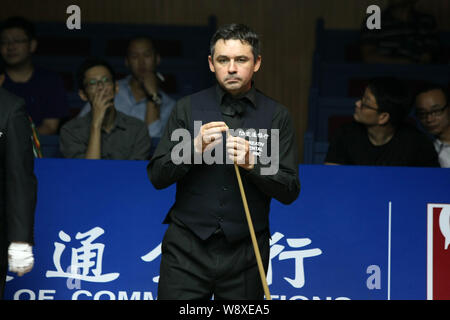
[
  {"x1": 194, "y1": 121, "x2": 229, "y2": 154},
  {"x1": 226, "y1": 135, "x2": 256, "y2": 170},
  {"x1": 139, "y1": 72, "x2": 158, "y2": 97},
  {"x1": 90, "y1": 87, "x2": 113, "y2": 128},
  {"x1": 8, "y1": 242, "x2": 34, "y2": 277}
]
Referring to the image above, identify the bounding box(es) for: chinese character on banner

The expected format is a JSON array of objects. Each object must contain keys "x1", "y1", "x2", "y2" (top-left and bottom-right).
[
  {"x1": 139, "y1": 232, "x2": 323, "y2": 289},
  {"x1": 268, "y1": 232, "x2": 322, "y2": 288},
  {"x1": 141, "y1": 244, "x2": 162, "y2": 283},
  {"x1": 46, "y1": 227, "x2": 119, "y2": 282}
]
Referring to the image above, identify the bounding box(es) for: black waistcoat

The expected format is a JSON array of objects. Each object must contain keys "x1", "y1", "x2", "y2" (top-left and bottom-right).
[{"x1": 169, "y1": 86, "x2": 277, "y2": 242}]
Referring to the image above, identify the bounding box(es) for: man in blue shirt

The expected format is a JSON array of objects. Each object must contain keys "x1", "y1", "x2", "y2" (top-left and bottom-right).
[{"x1": 77, "y1": 37, "x2": 175, "y2": 140}]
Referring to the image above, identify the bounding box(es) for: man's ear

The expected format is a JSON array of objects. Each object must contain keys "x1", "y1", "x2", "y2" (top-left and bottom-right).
[
  {"x1": 208, "y1": 55, "x2": 215, "y2": 73},
  {"x1": 30, "y1": 39, "x2": 38, "y2": 54},
  {"x1": 378, "y1": 112, "x2": 390, "y2": 125},
  {"x1": 253, "y1": 55, "x2": 262, "y2": 73},
  {"x1": 155, "y1": 53, "x2": 161, "y2": 67},
  {"x1": 78, "y1": 89, "x2": 88, "y2": 102},
  {"x1": 114, "y1": 82, "x2": 119, "y2": 94}
]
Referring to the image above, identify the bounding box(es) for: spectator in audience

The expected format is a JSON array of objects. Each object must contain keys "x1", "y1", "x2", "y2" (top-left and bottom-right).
[
  {"x1": 415, "y1": 83, "x2": 450, "y2": 167},
  {"x1": 59, "y1": 58, "x2": 150, "y2": 160},
  {"x1": 325, "y1": 77, "x2": 439, "y2": 167},
  {"x1": 360, "y1": 0, "x2": 440, "y2": 64},
  {"x1": 0, "y1": 16, "x2": 69, "y2": 135},
  {"x1": 77, "y1": 36, "x2": 176, "y2": 140}
]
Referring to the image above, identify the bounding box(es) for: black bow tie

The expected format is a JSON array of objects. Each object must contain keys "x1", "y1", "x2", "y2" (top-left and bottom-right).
[{"x1": 223, "y1": 96, "x2": 246, "y2": 116}]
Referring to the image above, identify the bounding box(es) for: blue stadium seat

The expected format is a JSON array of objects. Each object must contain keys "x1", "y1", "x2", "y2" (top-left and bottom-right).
[{"x1": 39, "y1": 135, "x2": 62, "y2": 158}]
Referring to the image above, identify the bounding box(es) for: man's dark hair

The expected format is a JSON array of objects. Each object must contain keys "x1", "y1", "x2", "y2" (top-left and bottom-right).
[
  {"x1": 414, "y1": 82, "x2": 449, "y2": 106},
  {"x1": 210, "y1": 24, "x2": 260, "y2": 61},
  {"x1": 367, "y1": 77, "x2": 413, "y2": 126},
  {"x1": 77, "y1": 58, "x2": 116, "y2": 92},
  {"x1": 0, "y1": 16, "x2": 36, "y2": 40}
]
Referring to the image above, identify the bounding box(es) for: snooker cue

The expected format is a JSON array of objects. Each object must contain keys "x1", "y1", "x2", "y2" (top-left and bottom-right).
[{"x1": 233, "y1": 163, "x2": 272, "y2": 300}]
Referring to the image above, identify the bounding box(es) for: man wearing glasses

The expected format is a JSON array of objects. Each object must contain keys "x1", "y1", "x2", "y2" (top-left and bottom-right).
[
  {"x1": 59, "y1": 58, "x2": 151, "y2": 160},
  {"x1": 325, "y1": 77, "x2": 439, "y2": 167},
  {"x1": 0, "y1": 16, "x2": 69, "y2": 135},
  {"x1": 415, "y1": 83, "x2": 450, "y2": 167}
]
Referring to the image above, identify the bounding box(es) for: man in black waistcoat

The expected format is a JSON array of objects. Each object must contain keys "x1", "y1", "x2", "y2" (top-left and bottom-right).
[
  {"x1": 0, "y1": 87, "x2": 37, "y2": 299},
  {"x1": 148, "y1": 24, "x2": 300, "y2": 300}
]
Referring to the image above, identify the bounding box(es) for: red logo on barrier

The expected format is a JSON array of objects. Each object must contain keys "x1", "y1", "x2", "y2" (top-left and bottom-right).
[{"x1": 427, "y1": 204, "x2": 450, "y2": 300}]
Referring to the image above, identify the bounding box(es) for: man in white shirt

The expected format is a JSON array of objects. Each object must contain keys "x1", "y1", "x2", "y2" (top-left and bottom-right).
[{"x1": 415, "y1": 83, "x2": 450, "y2": 167}]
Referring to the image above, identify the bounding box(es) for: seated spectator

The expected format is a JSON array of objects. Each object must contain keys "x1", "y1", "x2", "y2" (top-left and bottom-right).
[
  {"x1": 360, "y1": 0, "x2": 440, "y2": 64},
  {"x1": 77, "y1": 36, "x2": 176, "y2": 140},
  {"x1": 59, "y1": 58, "x2": 150, "y2": 160},
  {"x1": 415, "y1": 83, "x2": 450, "y2": 167},
  {"x1": 0, "y1": 16, "x2": 69, "y2": 135},
  {"x1": 325, "y1": 77, "x2": 439, "y2": 167}
]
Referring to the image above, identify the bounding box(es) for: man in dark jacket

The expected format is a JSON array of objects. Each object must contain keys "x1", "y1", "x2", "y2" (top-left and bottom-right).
[{"x1": 0, "y1": 87, "x2": 37, "y2": 299}]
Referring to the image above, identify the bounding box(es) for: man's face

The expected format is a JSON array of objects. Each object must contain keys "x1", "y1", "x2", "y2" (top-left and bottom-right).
[
  {"x1": 208, "y1": 39, "x2": 261, "y2": 96},
  {"x1": 126, "y1": 39, "x2": 158, "y2": 80},
  {"x1": 0, "y1": 27, "x2": 36, "y2": 67},
  {"x1": 80, "y1": 65, "x2": 118, "y2": 105},
  {"x1": 354, "y1": 87, "x2": 386, "y2": 126},
  {"x1": 415, "y1": 89, "x2": 449, "y2": 136}
]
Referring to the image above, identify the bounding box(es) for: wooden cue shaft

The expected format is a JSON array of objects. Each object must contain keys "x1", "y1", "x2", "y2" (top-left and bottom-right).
[{"x1": 233, "y1": 164, "x2": 272, "y2": 300}]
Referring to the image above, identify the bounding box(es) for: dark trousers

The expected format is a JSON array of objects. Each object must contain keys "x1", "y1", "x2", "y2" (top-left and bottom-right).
[{"x1": 157, "y1": 220, "x2": 270, "y2": 300}]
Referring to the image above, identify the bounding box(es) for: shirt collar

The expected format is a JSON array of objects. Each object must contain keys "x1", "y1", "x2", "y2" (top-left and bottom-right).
[{"x1": 215, "y1": 82, "x2": 257, "y2": 116}]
